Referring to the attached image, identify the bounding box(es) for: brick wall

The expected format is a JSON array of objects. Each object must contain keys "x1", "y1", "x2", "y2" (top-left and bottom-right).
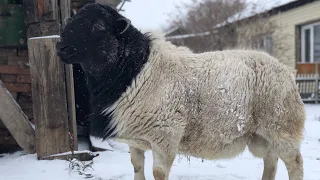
[{"x1": 0, "y1": 48, "x2": 33, "y2": 153}]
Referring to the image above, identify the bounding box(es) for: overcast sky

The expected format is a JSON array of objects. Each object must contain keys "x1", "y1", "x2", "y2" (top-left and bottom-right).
[
  {"x1": 119, "y1": 0, "x2": 294, "y2": 32},
  {"x1": 120, "y1": 0, "x2": 191, "y2": 32}
]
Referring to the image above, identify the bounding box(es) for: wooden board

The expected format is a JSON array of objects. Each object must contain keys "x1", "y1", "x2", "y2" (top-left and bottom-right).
[
  {"x1": 0, "y1": 80, "x2": 35, "y2": 153},
  {"x1": 65, "y1": 65, "x2": 78, "y2": 151},
  {"x1": 60, "y1": 0, "x2": 71, "y2": 30},
  {"x1": 39, "y1": 151, "x2": 97, "y2": 161},
  {"x1": 28, "y1": 36, "x2": 72, "y2": 158},
  {"x1": 23, "y1": 0, "x2": 40, "y2": 24},
  {"x1": 24, "y1": 0, "x2": 78, "y2": 158},
  {"x1": 61, "y1": 0, "x2": 78, "y2": 151},
  {"x1": 27, "y1": 21, "x2": 60, "y2": 38},
  {"x1": 297, "y1": 63, "x2": 320, "y2": 74}
]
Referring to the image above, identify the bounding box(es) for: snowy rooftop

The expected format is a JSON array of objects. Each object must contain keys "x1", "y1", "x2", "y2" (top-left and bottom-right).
[
  {"x1": 233, "y1": 0, "x2": 297, "y2": 22},
  {"x1": 166, "y1": 0, "x2": 298, "y2": 40}
]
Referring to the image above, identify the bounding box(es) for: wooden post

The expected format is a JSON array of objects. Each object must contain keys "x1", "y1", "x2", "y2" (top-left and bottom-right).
[
  {"x1": 60, "y1": 0, "x2": 78, "y2": 150},
  {"x1": 0, "y1": 80, "x2": 35, "y2": 153},
  {"x1": 28, "y1": 36, "x2": 73, "y2": 158},
  {"x1": 315, "y1": 63, "x2": 319, "y2": 104},
  {"x1": 23, "y1": 0, "x2": 78, "y2": 158}
]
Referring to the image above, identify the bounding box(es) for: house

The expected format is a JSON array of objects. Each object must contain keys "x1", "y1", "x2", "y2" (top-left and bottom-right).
[{"x1": 165, "y1": 0, "x2": 320, "y2": 74}]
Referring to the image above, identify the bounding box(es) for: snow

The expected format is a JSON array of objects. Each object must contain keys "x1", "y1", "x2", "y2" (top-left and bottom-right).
[
  {"x1": 90, "y1": 136, "x2": 114, "y2": 151},
  {"x1": 28, "y1": 35, "x2": 60, "y2": 40},
  {"x1": 229, "y1": 0, "x2": 297, "y2": 24},
  {"x1": 1, "y1": 104, "x2": 319, "y2": 180},
  {"x1": 90, "y1": 135, "x2": 130, "y2": 153}
]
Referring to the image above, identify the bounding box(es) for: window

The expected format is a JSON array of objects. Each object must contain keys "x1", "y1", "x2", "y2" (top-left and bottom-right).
[
  {"x1": 252, "y1": 34, "x2": 273, "y2": 55},
  {"x1": 301, "y1": 22, "x2": 320, "y2": 62}
]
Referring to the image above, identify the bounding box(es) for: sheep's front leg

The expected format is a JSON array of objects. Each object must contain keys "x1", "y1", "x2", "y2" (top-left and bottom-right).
[
  {"x1": 151, "y1": 143, "x2": 178, "y2": 180},
  {"x1": 130, "y1": 146, "x2": 146, "y2": 180}
]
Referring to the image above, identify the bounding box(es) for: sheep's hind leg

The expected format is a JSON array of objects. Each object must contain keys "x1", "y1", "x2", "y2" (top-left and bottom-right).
[
  {"x1": 129, "y1": 146, "x2": 146, "y2": 180},
  {"x1": 277, "y1": 147, "x2": 303, "y2": 180},
  {"x1": 151, "y1": 143, "x2": 178, "y2": 180},
  {"x1": 262, "y1": 150, "x2": 278, "y2": 180}
]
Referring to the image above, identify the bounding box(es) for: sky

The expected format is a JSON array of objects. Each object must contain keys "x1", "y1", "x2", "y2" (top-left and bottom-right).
[
  {"x1": 119, "y1": 0, "x2": 296, "y2": 33},
  {"x1": 120, "y1": 0, "x2": 191, "y2": 32}
]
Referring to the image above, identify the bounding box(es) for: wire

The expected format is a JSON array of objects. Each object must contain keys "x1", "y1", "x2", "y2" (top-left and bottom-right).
[{"x1": 117, "y1": 0, "x2": 131, "y2": 12}]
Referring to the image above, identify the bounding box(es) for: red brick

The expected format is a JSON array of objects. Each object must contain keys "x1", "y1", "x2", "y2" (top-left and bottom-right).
[
  {"x1": 0, "y1": 56, "x2": 8, "y2": 63},
  {"x1": 0, "y1": 49, "x2": 10, "y2": 56},
  {"x1": 0, "y1": 59, "x2": 8, "y2": 65},
  {"x1": 3, "y1": 83, "x2": 32, "y2": 92},
  {"x1": 0, "y1": 74, "x2": 17, "y2": 83},
  {"x1": 0, "y1": 65, "x2": 30, "y2": 75},
  {"x1": 18, "y1": 50, "x2": 29, "y2": 57},
  {"x1": 8, "y1": 57, "x2": 30, "y2": 66},
  {"x1": 8, "y1": 56, "x2": 28, "y2": 61},
  {"x1": 16, "y1": 75, "x2": 31, "y2": 83}
]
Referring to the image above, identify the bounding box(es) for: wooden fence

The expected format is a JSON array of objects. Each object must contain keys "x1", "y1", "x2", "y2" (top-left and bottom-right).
[{"x1": 296, "y1": 63, "x2": 320, "y2": 104}]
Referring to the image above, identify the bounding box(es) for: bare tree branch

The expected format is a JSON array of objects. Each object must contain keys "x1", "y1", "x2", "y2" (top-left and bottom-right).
[{"x1": 165, "y1": 0, "x2": 290, "y2": 57}]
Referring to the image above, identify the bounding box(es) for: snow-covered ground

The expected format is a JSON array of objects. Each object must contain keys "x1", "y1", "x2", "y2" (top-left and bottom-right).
[{"x1": 0, "y1": 104, "x2": 319, "y2": 180}]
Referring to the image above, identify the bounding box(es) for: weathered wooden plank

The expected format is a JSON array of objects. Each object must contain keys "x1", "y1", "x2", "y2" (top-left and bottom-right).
[
  {"x1": 60, "y1": 0, "x2": 78, "y2": 151},
  {"x1": 0, "y1": 80, "x2": 36, "y2": 153},
  {"x1": 37, "y1": 0, "x2": 58, "y2": 21},
  {"x1": 23, "y1": 0, "x2": 40, "y2": 24},
  {"x1": 65, "y1": 65, "x2": 78, "y2": 151},
  {"x1": 26, "y1": 23, "x2": 41, "y2": 38},
  {"x1": 27, "y1": 22, "x2": 60, "y2": 38},
  {"x1": 39, "y1": 21, "x2": 60, "y2": 36},
  {"x1": 60, "y1": 0, "x2": 71, "y2": 29},
  {"x1": 28, "y1": 36, "x2": 72, "y2": 158},
  {"x1": 39, "y1": 151, "x2": 97, "y2": 161},
  {"x1": 24, "y1": 0, "x2": 78, "y2": 156}
]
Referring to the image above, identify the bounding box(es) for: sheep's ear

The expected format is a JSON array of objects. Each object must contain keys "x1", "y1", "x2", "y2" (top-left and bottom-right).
[
  {"x1": 114, "y1": 18, "x2": 131, "y2": 34},
  {"x1": 64, "y1": 17, "x2": 72, "y2": 25}
]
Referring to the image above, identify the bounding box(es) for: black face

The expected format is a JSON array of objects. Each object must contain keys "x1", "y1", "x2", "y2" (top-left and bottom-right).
[{"x1": 56, "y1": 3, "x2": 131, "y2": 64}]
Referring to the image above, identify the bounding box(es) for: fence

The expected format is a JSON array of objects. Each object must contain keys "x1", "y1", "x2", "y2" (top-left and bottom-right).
[{"x1": 296, "y1": 63, "x2": 320, "y2": 104}]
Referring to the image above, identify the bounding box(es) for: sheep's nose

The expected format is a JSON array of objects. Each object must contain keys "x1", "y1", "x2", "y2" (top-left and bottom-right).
[
  {"x1": 56, "y1": 42, "x2": 67, "y2": 51},
  {"x1": 56, "y1": 49, "x2": 67, "y2": 60},
  {"x1": 56, "y1": 42, "x2": 69, "y2": 60}
]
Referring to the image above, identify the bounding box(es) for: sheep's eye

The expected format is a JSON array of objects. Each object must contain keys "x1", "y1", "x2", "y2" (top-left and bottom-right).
[{"x1": 92, "y1": 21, "x2": 106, "y2": 32}]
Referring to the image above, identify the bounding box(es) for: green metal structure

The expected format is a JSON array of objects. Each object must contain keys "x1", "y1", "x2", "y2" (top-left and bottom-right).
[{"x1": 0, "y1": 0, "x2": 26, "y2": 48}]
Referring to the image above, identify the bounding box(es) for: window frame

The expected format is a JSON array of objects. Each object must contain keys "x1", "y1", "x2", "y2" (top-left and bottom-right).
[
  {"x1": 301, "y1": 21, "x2": 320, "y2": 63},
  {"x1": 252, "y1": 33, "x2": 273, "y2": 55}
]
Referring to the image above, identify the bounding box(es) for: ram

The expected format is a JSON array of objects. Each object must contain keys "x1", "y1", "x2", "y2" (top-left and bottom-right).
[{"x1": 56, "y1": 3, "x2": 305, "y2": 180}]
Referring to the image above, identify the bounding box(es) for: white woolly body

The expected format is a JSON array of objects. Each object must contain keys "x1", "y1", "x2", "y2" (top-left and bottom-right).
[{"x1": 103, "y1": 36, "x2": 305, "y2": 161}]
